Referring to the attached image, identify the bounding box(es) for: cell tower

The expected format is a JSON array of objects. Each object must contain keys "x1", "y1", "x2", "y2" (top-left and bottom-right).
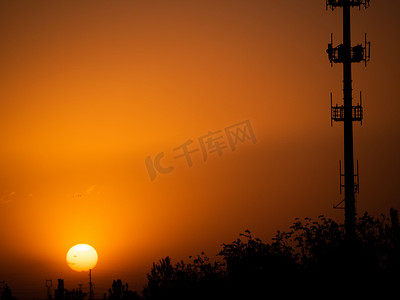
[
  {"x1": 326, "y1": 0, "x2": 370, "y2": 242},
  {"x1": 89, "y1": 269, "x2": 93, "y2": 300}
]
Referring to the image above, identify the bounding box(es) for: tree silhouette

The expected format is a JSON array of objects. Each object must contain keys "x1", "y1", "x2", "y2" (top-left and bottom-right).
[
  {"x1": 52, "y1": 279, "x2": 87, "y2": 300},
  {"x1": 0, "y1": 285, "x2": 17, "y2": 300},
  {"x1": 105, "y1": 280, "x2": 140, "y2": 300},
  {"x1": 140, "y1": 209, "x2": 400, "y2": 298},
  {"x1": 142, "y1": 254, "x2": 224, "y2": 300},
  {"x1": 218, "y1": 229, "x2": 300, "y2": 297},
  {"x1": 54, "y1": 279, "x2": 65, "y2": 300}
]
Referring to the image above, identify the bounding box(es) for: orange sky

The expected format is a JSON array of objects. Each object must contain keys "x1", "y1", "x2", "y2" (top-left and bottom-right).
[{"x1": 0, "y1": 1, "x2": 399, "y2": 299}]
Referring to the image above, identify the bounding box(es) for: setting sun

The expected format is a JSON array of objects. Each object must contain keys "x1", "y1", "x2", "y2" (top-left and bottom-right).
[{"x1": 66, "y1": 244, "x2": 98, "y2": 272}]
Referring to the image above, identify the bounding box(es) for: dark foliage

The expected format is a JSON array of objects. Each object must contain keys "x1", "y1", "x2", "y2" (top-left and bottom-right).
[
  {"x1": 53, "y1": 279, "x2": 87, "y2": 300},
  {"x1": 107, "y1": 209, "x2": 400, "y2": 299},
  {"x1": 104, "y1": 280, "x2": 141, "y2": 300},
  {"x1": 142, "y1": 254, "x2": 224, "y2": 300},
  {"x1": 0, "y1": 285, "x2": 17, "y2": 300}
]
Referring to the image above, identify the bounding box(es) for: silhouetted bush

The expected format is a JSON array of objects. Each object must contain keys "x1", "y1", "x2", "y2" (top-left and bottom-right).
[
  {"x1": 53, "y1": 279, "x2": 87, "y2": 300},
  {"x1": 142, "y1": 254, "x2": 224, "y2": 300},
  {"x1": 139, "y1": 209, "x2": 400, "y2": 298},
  {"x1": 104, "y1": 280, "x2": 141, "y2": 300},
  {"x1": 0, "y1": 285, "x2": 17, "y2": 300}
]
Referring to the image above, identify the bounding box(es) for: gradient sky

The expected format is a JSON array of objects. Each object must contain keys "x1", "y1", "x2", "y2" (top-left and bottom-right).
[{"x1": 0, "y1": 1, "x2": 399, "y2": 299}]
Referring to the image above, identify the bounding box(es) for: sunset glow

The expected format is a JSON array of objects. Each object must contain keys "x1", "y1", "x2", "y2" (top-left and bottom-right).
[{"x1": 0, "y1": 1, "x2": 399, "y2": 299}]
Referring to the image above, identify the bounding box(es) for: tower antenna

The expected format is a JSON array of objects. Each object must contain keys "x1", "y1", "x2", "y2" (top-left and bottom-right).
[
  {"x1": 89, "y1": 269, "x2": 93, "y2": 300},
  {"x1": 326, "y1": 0, "x2": 370, "y2": 242}
]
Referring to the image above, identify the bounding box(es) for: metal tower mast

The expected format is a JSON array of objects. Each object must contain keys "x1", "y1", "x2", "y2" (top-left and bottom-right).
[
  {"x1": 326, "y1": 0, "x2": 370, "y2": 242},
  {"x1": 89, "y1": 269, "x2": 93, "y2": 300}
]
